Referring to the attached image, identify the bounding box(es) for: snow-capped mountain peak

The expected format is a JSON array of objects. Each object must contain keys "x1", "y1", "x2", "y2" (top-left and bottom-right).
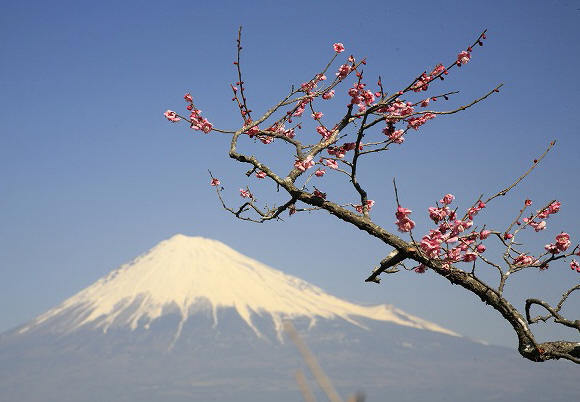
[{"x1": 19, "y1": 234, "x2": 458, "y2": 341}]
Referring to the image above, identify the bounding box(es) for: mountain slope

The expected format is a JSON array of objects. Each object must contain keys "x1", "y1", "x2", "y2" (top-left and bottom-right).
[{"x1": 18, "y1": 234, "x2": 457, "y2": 343}]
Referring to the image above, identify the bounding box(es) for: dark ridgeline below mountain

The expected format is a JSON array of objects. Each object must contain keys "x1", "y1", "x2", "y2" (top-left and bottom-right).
[{"x1": 0, "y1": 235, "x2": 577, "y2": 402}]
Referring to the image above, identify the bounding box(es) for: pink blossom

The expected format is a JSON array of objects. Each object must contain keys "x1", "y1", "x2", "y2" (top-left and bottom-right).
[
  {"x1": 407, "y1": 113, "x2": 435, "y2": 130},
  {"x1": 355, "y1": 200, "x2": 375, "y2": 213},
  {"x1": 200, "y1": 120, "x2": 213, "y2": 133},
  {"x1": 549, "y1": 201, "x2": 561, "y2": 214},
  {"x1": 538, "y1": 201, "x2": 561, "y2": 219},
  {"x1": 396, "y1": 217, "x2": 415, "y2": 232},
  {"x1": 395, "y1": 206, "x2": 415, "y2": 232},
  {"x1": 189, "y1": 109, "x2": 213, "y2": 133},
  {"x1": 323, "y1": 158, "x2": 339, "y2": 170},
  {"x1": 446, "y1": 247, "x2": 462, "y2": 262},
  {"x1": 210, "y1": 178, "x2": 220, "y2": 186},
  {"x1": 440, "y1": 194, "x2": 455, "y2": 205},
  {"x1": 255, "y1": 171, "x2": 267, "y2": 179},
  {"x1": 571, "y1": 260, "x2": 580, "y2": 272},
  {"x1": 314, "y1": 169, "x2": 326, "y2": 177},
  {"x1": 457, "y1": 50, "x2": 471, "y2": 65},
  {"x1": 529, "y1": 220, "x2": 546, "y2": 232},
  {"x1": 327, "y1": 146, "x2": 346, "y2": 158},
  {"x1": 333, "y1": 43, "x2": 345, "y2": 53},
  {"x1": 525, "y1": 199, "x2": 532, "y2": 206},
  {"x1": 428, "y1": 206, "x2": 449, "y2": 223},
  {"x1": 381, "y1": 100, "x2": 415, "y2": 122},
  {"x1": 555, "y1": 233, "x2": 571, "y2": 252},
  {"x1": 420, "y1": 230, "x2": 443, "y2": 258},
  {"x1": 467, "y1": 200, "x2": 486, "y2": 220},
  {"x1": 312, "y1": 112, "x2": 323, "y2": 120},
  {"x1": 420, "y1": 98, "x2": 430, "y2": 107},
  {"x1": 514, "y1": 254, "x2": 536, "y2": 266},
  {"x1": 316, "y1": 125, "x2": 333, "y2": 140},
  {"x1": 294, "y1": 155, "x2": 315, "y2": 172},
  {"x1": 245, "y1": 125, "x2": 260, "y2": 137},
  {"x1": 164, "y1": 110, "x2": 181, "y2": 122},
  {"x1": 430, "y1": 64, "x2": 446, "y2": 76},
  {"x1": 412, "y1": 73, "x2": 432, "y2": 92},
  {"x1": 322, "y1": 90, "x2": 335, "y2": 100},
  {"x1": 184, "y1": 93, "x2": 193, "y2": 103},
  {"x1": 385, "y1": 128, "x2": 405, "y2": 144},
  {"x1": 240, "y1": 188, "x2": 253, "y2": 198},
  {"x1": 504, "y1": 233, "x2": 514, "y2": 240},
  {"x1": 476, "y1": 244, "x2": 486, "y2": 253},
  {"x1": 480, "y1": 230, "x2": 491, "y2": 239},
  {"x1": 336, "y1": 64, "x2": 351, "y2": 80}
]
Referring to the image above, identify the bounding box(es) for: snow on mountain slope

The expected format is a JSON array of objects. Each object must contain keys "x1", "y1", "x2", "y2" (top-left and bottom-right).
[{"x1": 19, "y1": 234, "x2": 458, "y2": 341}]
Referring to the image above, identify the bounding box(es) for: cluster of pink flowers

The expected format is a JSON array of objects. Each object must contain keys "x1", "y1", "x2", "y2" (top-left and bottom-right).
[
  {"x1": 316, "y1": 125, "x2": 333, "y2": 140},
  {"x1": 537, "y1": 201, "x2": 561, "y2": 219},
  {"x1": 416, "y1": 194, "x2": 494, "y2": 271},
  {"x1": 347, "y1": 83, "x2": 376, "y2": 112},
  {"x1": 513, "y1": 254, "x2": 538, "y2": 267},
  {"x1": 336, "y1": 64, "x2": 352, "y2": 80},
  {"x1": 520, "y1": 200, "x2": 561, "y2": 232},
  {"x1": 355, "y1": 200, "x2": 375, "y2": 213},
  {"x1": 571, "y1": 260, "x2": 580, "y2": 272},
  {"x1": 380, "y1": 100, "x2": 415, "y2": 122},
  {"x1": 545, "y1": 233, "x2": 571, "y2": 254},
  {"x1": 384, "y1": 128, "x2": 405, "y2": 144},
  {"x1": 412, "y1": 64, "x2": 447, "y2": 92},
  {"x1": 315, "y1": 168, "x2": 326, "y2": 177},
  {"x1": 189, "y1": 108, "x2": 213, "y2": 133},
  {"x1": 407, "y1": 113, "x2": 435, "y2": 130},
  {"x1": 172, "y1": 93, "x2": 213, "y2": 133},
  {"x1": 244, "y1": 123, "x2": 261, "y2": 137},
  {"x1": 395, "y1": 206, "x2": 415, "y2": 232},
  {"x1": 294, "y1": 155, "x2": 315, "y2": 172},
  {"x1": 420, "y1": 230, "x2": 444, "y2": 258},
  {"x1": 457, "y1": 50, "x2": 471, "y2": 66},
  {"x1": 323, "y1": 158, "x2": 339, "y2": 170},
  {"x1": 428, "y1": 205, "x2": 452, "y2": 223}
]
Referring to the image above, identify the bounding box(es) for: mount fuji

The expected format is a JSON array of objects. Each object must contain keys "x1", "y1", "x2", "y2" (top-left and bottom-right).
[{"x1": 0, "y1": 235, "x2": 577, "y2": 402}]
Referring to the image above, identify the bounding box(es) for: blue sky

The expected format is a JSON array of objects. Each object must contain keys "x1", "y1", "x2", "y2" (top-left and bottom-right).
[{"x1": 1, "y1": 0, "x2": 579, "y2": 347}]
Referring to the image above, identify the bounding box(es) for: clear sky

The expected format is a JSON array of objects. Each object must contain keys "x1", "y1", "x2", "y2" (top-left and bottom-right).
[{"x1": 1, "y1": 0, "x2": 579, "y2": 348}]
